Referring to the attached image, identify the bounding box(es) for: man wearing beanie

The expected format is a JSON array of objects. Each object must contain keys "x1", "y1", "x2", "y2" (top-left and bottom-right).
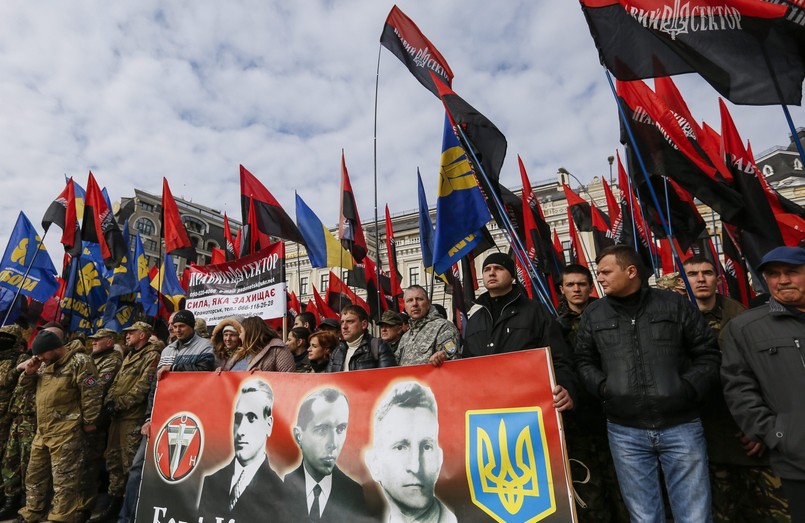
[
  {"x1": 463, "y1": 252, "x2": 577, "y2": 413},
  {"x1": 17, "y1": 329, "x2": 102, "y2": 523}
]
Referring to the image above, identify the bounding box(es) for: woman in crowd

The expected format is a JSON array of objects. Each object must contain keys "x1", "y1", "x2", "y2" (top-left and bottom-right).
[
  {"x1": 222, "y1": 316, "x2": 295, "y2": 372},
  {"x1": 210, "y1": 316, "x2": 243, "y2": 368},
  {"x1": 307, "y1": 331, "x2": 337, "y2": 373}
]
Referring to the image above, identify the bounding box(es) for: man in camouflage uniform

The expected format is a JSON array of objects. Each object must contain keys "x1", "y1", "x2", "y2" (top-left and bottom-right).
[
  {"x1": 89, "y1": 322, "x2": 159, "y2": 523},
  {"x1": 16, "y1": 329, "x2": 102, "y2": 523},
  {"x1": 81, "y1": 329, "x2": 123, "y2": 518},
  {"x1": 397, "y1": 285, "x2": 460, "y2": 366},
  {"x1": 377, "y1": 310, "x2": 405, "y2": 358},
  {"x1": 683, "y1": 255, "x2": 789, "y2": 522},
  {"x1": 0, "y1": 326, "x2": 26, "y2": 468}
]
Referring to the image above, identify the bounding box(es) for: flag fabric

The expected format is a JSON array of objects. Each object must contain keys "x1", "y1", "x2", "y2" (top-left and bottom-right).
[
  {"x1": 210, "y1": 249, "x2": 226, "y2": 265},
  {"x1": 162, "y1": 178, "x2": 197, "y2": 261},
  {"x1": 602, "y1": 178, "x2": 620, "y2": 233},
  {"x1": 338, "y1": 152, "x2": 368, "y2": 262},
  {"x1": 432, "y1": 75, "x2": 508, "y2": 230},
  {"x1": 417, "y1": 170, "x2": 436, "y2": 270},
  {"x1": 102, "y1": 225, "x2": 138, "y2": 331},
  {"x1": 240, "y1": 196, "x2": 263, "y2": 257},
  {"x1": 312, "y1": 285, "x2": 339, "y2": 321},
  {"x1": 295, "y1": 194, "x2": 354, "y2": 270},
  {"x1": 567, "y1": 208, "x2": 590, "y2": 269},
  {"x1": 614, "y1": 151, "x2": 657, "y2": 270},
  {"x1": 722, "y1": 225, "x2": 754, "y2": 307},
  {"x1": 553, "y1": 230, "x2": 567, "y2": 269},
  {"x1": 432, "y1": 113, "x2": 491, "y2": 275},
  {"x1": 580, "y1": 0, "x2": 805, "y2": 105},
  {"x1": 135, "y1": 233, "x2": 158, "y2": 317},
  {"x1": 240, "y1": 165, "x2": 305, "y2": 245},
  {"x1": 81, "y1": 172, "x2": 126, "y2": 268},
  {"x1": 42, "y1": 177, "x2": 80, "y2": 256},
  {"x1": 520, "y1": 157, "x2": 565, "y2": 281},
  {"x1": 61, "y1": 243, "x2": 110, "y2": 333},
  {"x1": 361, "y1": 255, "x2": 389, "y2": 321},
  {"x1": 150, "y1": 254, "x2": 186, "y2": 315},
  {"x1": 380, "y1": 5, "x2": 454, "y2": 98},
  {"x1": 563, "y1": 184, "x2": 593, "y2": 232},
  {"x1": 304, "y1": 300, "x2": 319, "y2": 322},
  {"x1": 287, "y1": 290, "x2": 301, "y2": 320},
  {"x1": 223, "y1": 213, "x2": 238, "y2": 261},
  {"x1": 591, "y1": 203, "x2": 615, "y2": 253},
  {"x1": 0, "y1": 212, "x2": 59, "y2": 303},
  {"x1": 326, "y1": 270, "x2": 370, "y2": 315},
  {"x1": 384, "y1": 205, "x2": 404, "y2": 298}
]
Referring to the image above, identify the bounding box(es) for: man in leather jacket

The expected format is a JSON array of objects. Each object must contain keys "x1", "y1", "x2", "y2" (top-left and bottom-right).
[
  {"x1": 326, "y1": 305, "x2": 396, "y2": 372},
  {"x1": 575, "y1": 246, "x2": 720, "y2": 523}
]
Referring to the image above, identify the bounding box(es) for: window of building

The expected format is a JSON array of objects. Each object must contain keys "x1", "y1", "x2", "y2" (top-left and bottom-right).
[
  {"x1": 408, "y1": 266, "x2": 420, "y2": 286},
  {"x1": 139, "y1": 201, "x2": 154, "y2": 213},
  {"x1": 794, "y1": 159, "x2": 803, "y2": 171},
  {"x1": 320, "y1": 273, "x2": 329, "y2": 291},
  {"x1": 135, "y1": 218, "x2": 155, "y2": 236},
  {"x1": 145, "y1": 239, "x2": 158, "y2": 252},
  {"x1": 762, "y1": 165, "x2": 774, "y2": 177},
  {"x1": 300, "y1": 277, "x2": 309, "y2": 296},
  {"x1": 182, "y1": 216, "x2": 207, "y2": 234},
  {"x1": 191, "y1": 236, "x2": 201, "y2": 248},
  {"x1": 562, "y1": 241, "x2": 571, "y2": 265}
]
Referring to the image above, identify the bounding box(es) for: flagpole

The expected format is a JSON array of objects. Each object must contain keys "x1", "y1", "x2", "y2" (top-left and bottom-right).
[
  {"x1": 662, "y1": 177, "x2": 676, "y2": 271},
  {"x1": 451, "y1": 125, "x2": 556, "y2": 315},
  {"x1": 294, "y1": 191, "x2": 302, "y2": 301},
  {"x1": 372, "y1": 44, "x2": 383, "y2": 322},
  {"x1": 605, "y1": 70, "x2": 696, "y2": 304},
  {"x1": 758, "y1": 48, "x2": 805, "y2": 165},
  {"x1": 1, "y1": 229, "x2": 50, "y2": 326}
]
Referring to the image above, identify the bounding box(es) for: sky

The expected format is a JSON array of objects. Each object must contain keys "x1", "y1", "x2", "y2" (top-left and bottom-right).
[{"x1": 0, "y1": 1, "x2": 803, "y2": 268}]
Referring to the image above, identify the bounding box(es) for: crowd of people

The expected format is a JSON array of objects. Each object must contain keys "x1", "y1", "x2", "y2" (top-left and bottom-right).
[{"x1": 0, "y1": 243, "x2": 802, "y2": 522}]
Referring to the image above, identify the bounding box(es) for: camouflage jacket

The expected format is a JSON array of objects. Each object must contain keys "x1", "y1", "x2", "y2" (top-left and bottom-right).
[
  {"x1": 91, "y1": 348, "x2": 123, "y2": 400},
  {"x1": 7, "y1": 352, "x2": 33, "y2": 417},
  {"x1": 397, "y1": 307, "x2": 460, "y2": 366},
  {"x1": 106, "y1": 343, "x2": 160, "y2": 421},
  {"x1": 0, "y1": 347, "x2": 23, "y2": 415},
  {"x1": 23, "y1": 344, "x2": 102, "y2": 435}
]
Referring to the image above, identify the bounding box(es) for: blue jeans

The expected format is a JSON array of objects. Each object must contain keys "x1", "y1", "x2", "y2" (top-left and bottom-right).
[{"x1": 607, "y1": 419, "x2": 712, "y2": 523}]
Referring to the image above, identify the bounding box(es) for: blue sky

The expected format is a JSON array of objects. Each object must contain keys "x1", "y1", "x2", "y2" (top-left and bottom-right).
[{"x1": 0, "y1": 1, "x2": 802, "y2": 266}]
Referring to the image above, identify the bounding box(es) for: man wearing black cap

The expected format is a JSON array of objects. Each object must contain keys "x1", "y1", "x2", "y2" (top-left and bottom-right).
[
  {"x1": 17, "y1": 329, "x2": 102, "y2": 523},
  {"x1": 722, "y1": 246, "x2": 805, "y2": 522},
  {"x1": 464, "y1": 252, "x2": 576, "y2": 413}
]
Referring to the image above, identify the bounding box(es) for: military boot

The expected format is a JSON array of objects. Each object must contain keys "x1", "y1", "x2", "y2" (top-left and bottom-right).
[
  {"x1": 0, "y1": 494, "x2": 21, "y2": 520},
  {"x1": 88, "y1": 496, "x2": 122, "y2": 523}
]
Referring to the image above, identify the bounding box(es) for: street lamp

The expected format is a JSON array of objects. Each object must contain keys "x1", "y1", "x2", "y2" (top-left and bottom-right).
[{"x1": 607, "y1": 156, "x2": 615, "y2": 186}]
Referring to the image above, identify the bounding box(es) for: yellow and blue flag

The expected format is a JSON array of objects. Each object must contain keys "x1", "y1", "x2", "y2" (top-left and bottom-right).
[
  {"x1": 0, "y1": 212, "x2": 59, "y2": 303},
  {"x1": 433, "y1": 114, "x2": 490, "y2": 274},
  {"x1": 135, "y1": 232, "x2": 158, "y2": 316},
  {"x1": 150, "y1": 254, "x2": 185, "y2": 313},
  {"x1": 103, "y1": 223, "x2": 138, "y2": 330},
  {"x1": 417, "y1": 169, "x2": 435, "y2": 271},
  {"x1": 296, "y1": 195, "x2": 354, "y2": 270},
  {"x1": 61, "y1": 242, "x2": 110, "y2": 333}
]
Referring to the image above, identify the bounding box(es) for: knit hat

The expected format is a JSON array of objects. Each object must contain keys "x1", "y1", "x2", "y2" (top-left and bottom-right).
[
  {"x1": 482, "y1": 253, "x2": 516, "y2": 278},
  {"x1": 172, "y1": 310, "x2": 195, "y2": 327},
  {"x1": 32, "y1": 330, "x2": 63, "y2": 356}
]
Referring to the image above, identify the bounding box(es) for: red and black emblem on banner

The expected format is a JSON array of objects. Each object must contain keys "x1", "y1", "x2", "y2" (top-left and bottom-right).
[{"x1": 154, "y1": 413, "x2": 204, "y2": 483}]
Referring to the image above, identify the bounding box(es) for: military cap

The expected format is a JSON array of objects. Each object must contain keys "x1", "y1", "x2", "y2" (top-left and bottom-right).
[
  {"x1": 88, "y1": 328, "x2": 118, "y2": 339},
  {"x1": 122, "y1": 321, "x2": 154, "y2": 335}
]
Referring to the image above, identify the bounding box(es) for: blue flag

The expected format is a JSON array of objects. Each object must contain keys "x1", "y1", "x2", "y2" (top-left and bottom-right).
[
  {"x1": 295, "y1": 194, "x2": 354, "y2": 269},
  {"x1": 61, "y1": 242, "x2": 111, "y2": 333},
  {"x1": 135, "y1": 233, "x2": 158, "y2": 316},
  {"x1": 151, "y1": 253, "x2": 185, "y2": 313},
  {"x1": 0, "y1": 212, "x2": 59, "y2": 303},
  {"x1": 433, "y1": 114, "x2": 490, "y2": 274},
  {"x1": 417, "y1": 169, "x2": 436, "y2": 270},
  {"x1": 103, "y1": 223, "x2": 138, "y2": 330}
]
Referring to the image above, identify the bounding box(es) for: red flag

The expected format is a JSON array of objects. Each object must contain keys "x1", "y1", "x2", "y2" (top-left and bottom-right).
[
  {"x1": 520, "y1": 156, "x2": 564, "y2": 280},
  {"x1": 552, "y1": 230, "x2": 565, "y2": 268},
  {"x1": 384, "y1": 205, "x2": 404, "y2": 298},
  {"x1": 162, "y1": 178, "x2": 197, "y2": 261},
  {"x1": 210, "y1": 248, "x2": 226, "y2": 265},
  {"x1": 240, "y1": 165, "x2": 305, "y2": 245},
  {"x1": 722, "y1": 225, "x2": 754, "y2": 307},
  {"x1": 566, "y1": 208, "x2": 588, "y2": 269},
  {"x1": 233, "y1": 227, "x2": 243, "y2": 259},
  {"x1": 614, "y1": 151, "x2": 657, "y2": 271},
  {"x1": 81, "y1": 172, "x2": 126, "y2": 268},
  {"x1": 562, "y1": 184, "x2": 593, "y2": 232},
  {"x1": 223, "y1": 213, "x2": 238, "y2": 261},
  {"x1": 312, "y1": 285, "x2": 339, "y2": 321},
  {"x1": 380, "y1": 5, "x2": 454, "y2": 98},
  {"x1": 339, "y1": 151, "x2": 367, "y2": 262},
  {"x1": 602, "y1": 178, "x2": 620, "y2": 232},
  {"x1": 326, "y1": 271, "x2": 369, "y2": 316},
  {"x1": 42, "y1": 177, "x2": 80, "y2": 256}
]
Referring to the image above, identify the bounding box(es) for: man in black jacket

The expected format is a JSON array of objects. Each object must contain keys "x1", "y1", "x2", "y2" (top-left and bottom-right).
[
  {"x1": 575, "y1": 246, "x2": 720, "y2": 523},
  {"x1": 326, "y1": 305, "x2": 396, "y2": 372},
  {"x1": 462, "y1": 253, "x2": 575, "y2": 412},
  {"x1": 722, "y1": 246, "x2": 805, "y2": 523}
]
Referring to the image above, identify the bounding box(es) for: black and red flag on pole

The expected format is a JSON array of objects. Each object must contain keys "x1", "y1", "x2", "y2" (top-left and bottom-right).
[
  {"x1": 239, "y1": 165, "x2": 305, "y2": 246},
  {"x1": 312, "y1": 285, "x2": 339, "y2": 322},
  {"x1": 42, "y1": 177, "x2": 80, "y2": 257},
  {"x1": 326, "y1": 270, "x2": 370, "y2": 316},
  {"x1": 339, "y1": 151, "x2": 368, "y2": 263},
  {"x1": 520, "y1": 157, "x2": 565, "y2": 283},
  {"x1": 380, "y1": 5, "x2": 454, "y2": 98},
  {"x1": 161, "y1": 178, "x2": 197, "y2": 261},
  {"x1": 384, "y1": 205, "x2": 404, "y2": 301},
  {"x1": 580, "y1": 0, "x2": 805, "y2": 105},
  {"x1": 223, "y1": 213, "x2": 238, "y2": 261},
  {"x1": 614, "y1": 151, "x2": 658, "y2": 271},
  {"x1": 81, "y1": 172, "x2": 126, "y2": 268},
  {"x1": 722, "y1": 224, "x2": 754, "y2": 307}
]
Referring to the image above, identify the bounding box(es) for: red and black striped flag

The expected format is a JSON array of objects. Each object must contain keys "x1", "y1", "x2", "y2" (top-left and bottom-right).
[
  {"x1": 384, "y1": 205, "x2": 404, "y2": 301},
  {"x1": 162, "y1": 178, "x2": 197, "y2": 261},
  {"x1": 42, "y1": 177, "x2": 80, "y2": 257},
  {"x1": 240, "y1": 165, "x2": 305, "y2": 246},
  {"x1": 81, "y1": 172, "x2": 126, "y2": 268},
  {"x1": 223, "y1": 213, "x2": 237, "y2": 261},
  {"x1": 339, "y1": 151, "x2": 368, "y2": 262}
]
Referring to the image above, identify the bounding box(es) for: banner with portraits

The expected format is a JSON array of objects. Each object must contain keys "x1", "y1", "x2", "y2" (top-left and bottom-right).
[
  {"x1": 185, "y1": 243, "x2": 286, "y2": 326},
  {"x1": 136, "y1": 348, "x2": 576, "y2": 523}
]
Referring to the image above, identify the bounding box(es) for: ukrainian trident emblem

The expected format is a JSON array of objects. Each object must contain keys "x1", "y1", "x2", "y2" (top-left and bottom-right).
[{"x1": 466, "y1": 407, "x2": 555, "y2": 522}]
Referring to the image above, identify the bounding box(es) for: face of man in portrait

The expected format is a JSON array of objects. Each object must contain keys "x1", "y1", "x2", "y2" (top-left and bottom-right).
[
  {"x1": 294, "y1": 395, "x2": 349, "y2": 482},
  {"x1": 233, "y1": 391, "x2": 273, "y2": 467},
  {"x1": 368, "y1": 405, "x2": 443, "y2": 515}
]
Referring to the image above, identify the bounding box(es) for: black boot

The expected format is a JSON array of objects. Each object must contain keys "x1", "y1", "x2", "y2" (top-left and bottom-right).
[
  {"x1": 88, "y1": 496, "x2": 123, "y2": 523},
  {"x1": 0, "y1": 494, "x2": 20, "y2": 520}
]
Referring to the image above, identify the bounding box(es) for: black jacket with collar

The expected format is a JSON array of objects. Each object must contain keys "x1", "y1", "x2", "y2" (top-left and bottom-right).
[
  {"x1": 326, "y1": 332, "x2": 396, "y2": 372},
  {"x1": 575, "y1": 288, "x2": 720, "y2": 429}
]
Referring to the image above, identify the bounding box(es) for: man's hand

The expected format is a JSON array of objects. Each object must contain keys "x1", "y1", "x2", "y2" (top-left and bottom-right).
[
  {"x1": 736, "y1": 431, "x2": 765, "y2": 457},
  {"x1": 23, "y1": 357, "x2": 42, "y2": 375},
  {"x1": 429, "y1": 350, "x2": 448, "y2": 367},
  {"x1": 83, "y1": 424, "x2": 97, "y2": 433},
  {"x1": 156, "y1": 365, "x2": 170, "y2": 381},
  {"x1": 141, "y1": 420, "x2": 152, "y2": 437},
  {"x1": 553, "y1": 385, "x2": 573, "y2": 412}
]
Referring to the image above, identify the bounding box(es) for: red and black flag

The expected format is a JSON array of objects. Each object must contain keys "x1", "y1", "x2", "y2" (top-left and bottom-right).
[
  {"x1": 722, "y1": 224, "x2": 754, "y2": 307},
  {"x1": 326, "y1": 270, "x2": 370, "y2": 316},
  {"x1": 339, "y1": 151, "x2": 368, "y2": 262},
  {"x1": 614, "y1": 151, "x2": 658, "y2": 270},
  {"x1": 287, "y1": 290, "x2": 301, "y2": 320},
  {"x1": 312, "y1": 285, "x2": 339, "y2": 322},
  {"x1": 617, "y1": 79, "x2": 745, "y2": 226},
  {"x1": 161, "y1": 178, "x2": 197, "y2": 261},
  {"x1": 81, "y1": 172, "x2": 126, "y2": 268},
  {"x1": 384, "y1": 205, "x2": 404, "y2": 300},
  {"x1": 562, "y1": 184, "x2": 593, "y2": 232},
  {"x1": 42, "y1": 177, "x2": 80, "y2": 257},
  {"x1": 602, "y1": 177, "x2": 620, "y2": 232},
  {"x1": 223, "y1": 213, "x2": 237, "y2": 261},
  {"x1": 580, "y1": 0, "x2": 805, "y2": 105},
  {"x1": 566, "y1": 208, "x2": 590, "y2": 269},
  {"x1": 380, "y1": 5, "x2": 454, "y2": 98},
  {"x1": 239, "y1": 196, "x2": 262, "y2": 257},
  {"x1": 591, "y1": 202, "x2": 615, "y2": 252},
  {"x1": 240, "y1": 165, "x2": 305, "y2": 246},
  {"x1": 553, "y1": 230, "x2": 567, "y2": 269},
  {"x1": 520, "y1": 157, "x2": 565, "y2": 281}
]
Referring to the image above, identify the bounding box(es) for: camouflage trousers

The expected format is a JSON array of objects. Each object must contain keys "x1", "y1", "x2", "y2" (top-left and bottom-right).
[
  {"x1": 1, "y1": 415, "x2": 35, "y2": 498},
  {"x1": 710, "y1": 462, "x2": 790, "y2": 523},
  {"x1": 18, "y1": 432, "x2": 87, "y2": 523},
  {"x1": 104, "y1": 418, "x2": 144, "y2": 498},
  {"x1": 566, "y1": 426, "x2": 631, "y2": 523},
  {"x1": 0, "y1": 410, "x2": 15, "y2": 468},
  {"x1": 80, "y1": 429, "x2": 108, "y2": 512}
]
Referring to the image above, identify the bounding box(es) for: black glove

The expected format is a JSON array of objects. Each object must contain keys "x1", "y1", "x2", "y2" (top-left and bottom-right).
[{"x1": 104, "y1": 402, "x2": 119, "y2": 418}]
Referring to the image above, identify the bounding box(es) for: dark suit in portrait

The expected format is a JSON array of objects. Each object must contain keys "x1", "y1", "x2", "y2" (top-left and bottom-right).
[
  {"x1": 198, "y1": 458, "x2": 294, "y2": 522},
  {"x1": 284, "y1": 463, "x2": 377, "y2": 522}
]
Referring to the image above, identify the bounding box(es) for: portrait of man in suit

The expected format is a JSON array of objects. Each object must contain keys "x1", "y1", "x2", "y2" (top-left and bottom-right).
[
  {"x1": 197, "y1": 377, "x2": 292, "y2": 521},
  {"x1": 365, "y1": 381, "x2": 456, "y2": 523},
  {"x1": 284, "y1": 387, "x2": 372, "y2": 522}
]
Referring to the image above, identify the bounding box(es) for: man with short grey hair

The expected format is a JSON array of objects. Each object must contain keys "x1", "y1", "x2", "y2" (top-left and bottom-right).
[{"x1": 397, "y1": 286, "x2": 459, "y2": 366}]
